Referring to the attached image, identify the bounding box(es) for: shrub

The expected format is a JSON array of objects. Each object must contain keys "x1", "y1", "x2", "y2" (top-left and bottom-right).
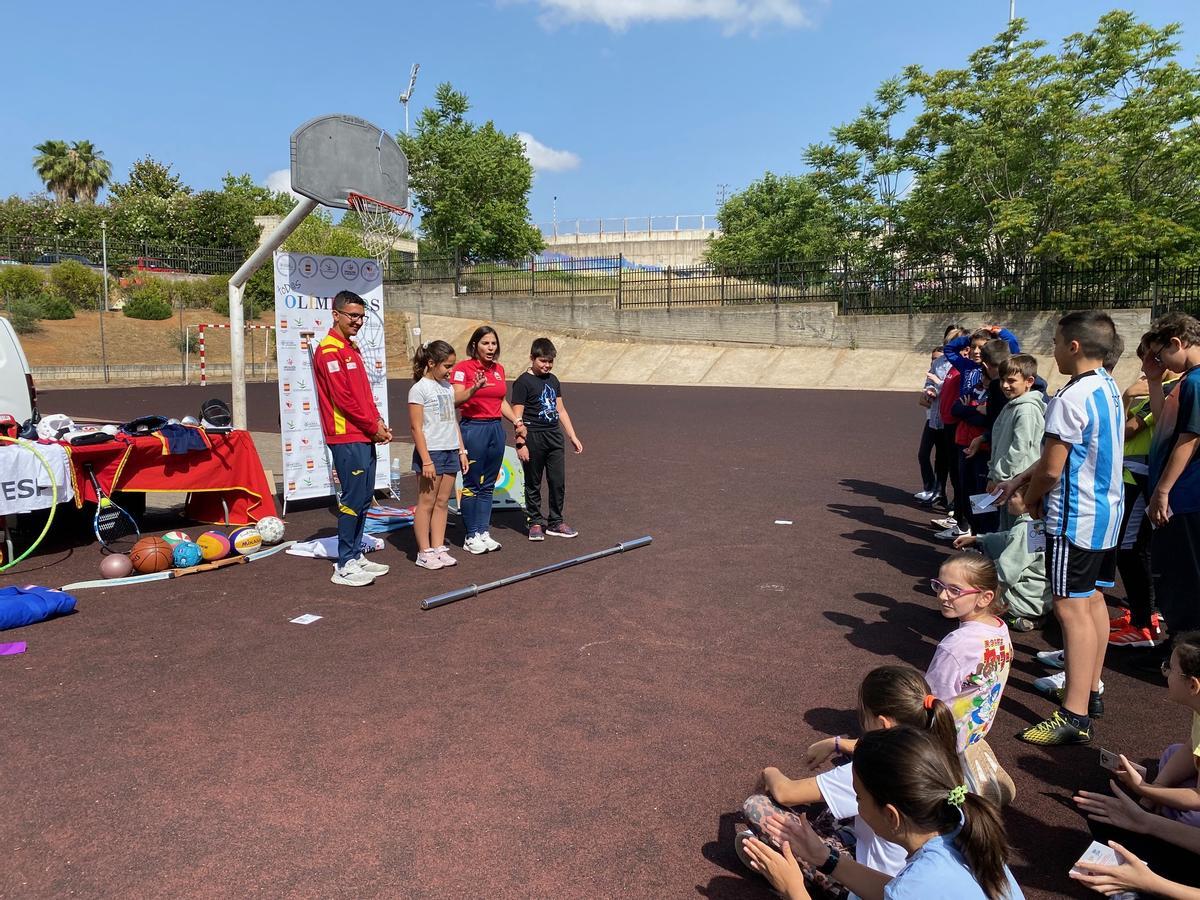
[
  {"x1": 36, "y1": 293, "x2": 75, "y2": 320},
  {"x1": 167, "y1": 329, "x2": 189, "y2": 354},
  {"x1": 8, "y1": 298, "x2": 42, "y2": 334},
  {"x1": 49, "y1": 260, "x2": 102, "y2": 308},
  {"x1": 0, "y1": 265, "x2": 44, "y2": 304},
  {"x1": 122, "y1": 293, "x2": 173, "y2": 320}
]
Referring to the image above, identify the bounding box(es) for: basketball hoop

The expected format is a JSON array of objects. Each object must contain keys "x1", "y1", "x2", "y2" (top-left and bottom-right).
[{"x1": 346, "y1": 191, "x2": 413, "y2": 266}]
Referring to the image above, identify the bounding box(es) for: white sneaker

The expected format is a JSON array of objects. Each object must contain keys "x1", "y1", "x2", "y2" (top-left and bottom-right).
[
  {"x1": 352, "y1": 555, "x2": 390, "y2": 576},
  {"x1": 931, "y1": 516, "x2": 958, "y2": 529},
  {"x1": 1032, "y1": 670, "x2": 1104, "y2": 695},
  {"x1": 463, "y1": 534, "x2": 489, "y2": 555},
  {"x1": 914, "y1": 490, "x2": 936, "y2": 501},
  {"x1": 415, "y1": 549, "x2": 444, "y2": 570},
  {"x1": 433, "y1": 546, "x2": 457, "y2": 567},
  {"x1": 935, "y1": 525, "x2": 970, "y2": 541},
  {"x1": 480, "y1": 531, "x2": 502, "y2": 551},
  {"x1": 331, "y1": 565, "x2": 374, "y2": 587},
  {"x1": 1036, "y1": 649, "x2": 1066, "y2": 669}
]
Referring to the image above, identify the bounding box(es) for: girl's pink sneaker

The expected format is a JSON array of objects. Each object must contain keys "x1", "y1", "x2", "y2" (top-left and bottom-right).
[{"x1": 434, "y1": 546, "x2": 457, "y2": 567}]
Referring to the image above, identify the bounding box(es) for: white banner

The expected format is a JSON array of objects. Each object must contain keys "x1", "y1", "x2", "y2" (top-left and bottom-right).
[{"x1": 273, "y1": 253, "x2": 390, "y2": 503}]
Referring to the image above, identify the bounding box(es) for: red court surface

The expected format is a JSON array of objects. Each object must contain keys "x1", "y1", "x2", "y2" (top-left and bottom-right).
[{"x1": 0, "y1": 382, "x2": 1179, "y2": 899}]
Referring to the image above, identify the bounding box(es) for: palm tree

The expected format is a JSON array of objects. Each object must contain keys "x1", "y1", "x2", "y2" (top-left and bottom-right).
[
  {"x1": 66, "y1": 141, "x2": 112, "y2": 204},
  {"x1": 32, "y1": 139, "x2": 112, "y2": 203},
  {"x1": 33, "y1": 140, "x2": 73, "y2": 202}
]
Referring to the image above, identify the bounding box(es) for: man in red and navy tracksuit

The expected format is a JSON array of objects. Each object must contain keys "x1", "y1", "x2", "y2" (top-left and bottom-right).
[{"x1": 312, "y1": 290, "x2": 392, "y2": 587}]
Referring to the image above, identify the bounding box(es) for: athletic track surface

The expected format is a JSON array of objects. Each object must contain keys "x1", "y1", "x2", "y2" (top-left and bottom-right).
[{"x1": 0, "y1": 382, "x2": 1176, "y2": 899}]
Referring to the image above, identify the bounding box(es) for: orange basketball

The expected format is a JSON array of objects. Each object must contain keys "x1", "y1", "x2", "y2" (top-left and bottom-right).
[{"x1": 129, "y1": 536, "x2": 173, "y2": 574}]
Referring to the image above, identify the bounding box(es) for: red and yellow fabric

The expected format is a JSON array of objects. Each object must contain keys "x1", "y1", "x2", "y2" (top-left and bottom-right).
[{"x1": 66, "y1": 431, "x2": 277, "y2": 525}]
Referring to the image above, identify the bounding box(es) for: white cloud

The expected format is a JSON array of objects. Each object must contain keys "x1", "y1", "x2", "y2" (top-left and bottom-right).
[
  {"x1": 522, "y1": 0, "x2": 816, "y2": 31},
  {"x1": 264, "y1": 169, "x2": 303, "y2": 200},
  {"x1": 517, "y1": 132, "x2": 581, "y2": 173}
]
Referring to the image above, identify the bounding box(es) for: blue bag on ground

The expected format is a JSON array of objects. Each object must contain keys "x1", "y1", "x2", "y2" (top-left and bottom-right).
[{"x1": 0, "y1": 585, "x2": 76, "y2": 630}]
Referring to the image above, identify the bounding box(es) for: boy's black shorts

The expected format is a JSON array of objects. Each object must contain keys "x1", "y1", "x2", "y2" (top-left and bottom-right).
[{"x1": 1047, "y1": 534, "x2": 1116, "y2": 599}]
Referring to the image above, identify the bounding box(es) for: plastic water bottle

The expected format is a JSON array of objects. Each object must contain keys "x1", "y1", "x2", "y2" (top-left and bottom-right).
[{"x1": 390, "y1": 456, "x2": 402, "y2": 492}]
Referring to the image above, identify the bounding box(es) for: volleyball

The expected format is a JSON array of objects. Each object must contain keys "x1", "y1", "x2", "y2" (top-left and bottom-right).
[
  {"x1": 172, "y1": 540, "x2": 204, "y2": 568},
  {"x1": 255, "y1": 516, "x2": 285, "y2": 544},
  {"x1": 161, "y1": 530, "x2": 192, "y2": 547},
  {"x1": 229, "y1": 526, "x2": 263, "y2": 556},
  {"x1": 197, "y1": 530, "x2": 231, "y2": 561}
]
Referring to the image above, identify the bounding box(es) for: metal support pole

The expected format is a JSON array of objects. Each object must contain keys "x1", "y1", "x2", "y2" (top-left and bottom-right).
[
  {"x1": 227, "y1": 196, "x2": 318, "y2": 430},
  {"x1": 420, "y1": 536, "x2": 652, "y2": 610},
  {"x1": 100, "y1": 221, "x2": 109, "y2": 383}
]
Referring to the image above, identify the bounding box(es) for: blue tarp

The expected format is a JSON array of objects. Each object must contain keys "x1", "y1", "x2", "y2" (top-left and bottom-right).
[{"x1": 0, "y1": 585, "x2": 76, "y2": 630}]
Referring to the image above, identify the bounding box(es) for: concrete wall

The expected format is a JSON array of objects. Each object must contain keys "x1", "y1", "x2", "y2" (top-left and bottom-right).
[
  {"x1": 542, "y1": 229, "x2": 715, "y2": 268},
  {"x1": 386, "y1": 284, "x2": 1151, "y2": 391}
]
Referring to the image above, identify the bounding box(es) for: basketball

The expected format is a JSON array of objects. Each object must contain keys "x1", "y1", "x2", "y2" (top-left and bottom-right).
[
  {"x1": 172, "y1": 540, "x2": 204, "y2": 569},
  {"x1": 129, "y1": 536, "x2": 173, "y2": 574},
  {"x1": 161, "y1": 530, "x2": 192, "y2": 547},
  {"x1": 197, "y1": 530, "x2": 231, "y2": 561},
  {"x1": 256, "y1": 516, "x2": 285, "y2": 544},
  {"x1": 229, "y1": 526, "x2": 263, "y2": 556},
  {"x1": 100, "y1": 554, "x2": 133, "y2": 579}
]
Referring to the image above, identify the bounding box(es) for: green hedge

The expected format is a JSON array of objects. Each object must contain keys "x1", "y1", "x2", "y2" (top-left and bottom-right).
[
  {"x1": 0, "y1": 265, "x2": 44, "y2": 304},
  {"x1": 36, "y1": 293, "x2": 75, "y2": 320},
  {"x1": 122, "y1": 294, "x2": 173, "y2": 320},
  {"x1": 8, "y1": 298, "x2": 42, "y2": 334}
]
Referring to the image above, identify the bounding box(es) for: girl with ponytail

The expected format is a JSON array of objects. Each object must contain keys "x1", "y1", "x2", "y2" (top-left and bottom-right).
[
  {"x1": 743, "y1": 726, "x2": 1024, "y2": 900},
  {"x1": 408, "y1": 340, "x2": 469, "y2": 570},
  {"x1": 736, "y1": 666, "x2": 959, "y2": 898}
]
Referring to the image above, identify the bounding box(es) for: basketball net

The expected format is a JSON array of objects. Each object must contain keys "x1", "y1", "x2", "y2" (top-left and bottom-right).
[{"x1": 346, "y1": 192, "x2": 413, "y2": 267}]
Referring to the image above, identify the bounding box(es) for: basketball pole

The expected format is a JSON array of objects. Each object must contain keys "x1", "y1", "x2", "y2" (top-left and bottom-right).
[{"x1": 226, "y1": 197, "x2": 318, "y2": 429}]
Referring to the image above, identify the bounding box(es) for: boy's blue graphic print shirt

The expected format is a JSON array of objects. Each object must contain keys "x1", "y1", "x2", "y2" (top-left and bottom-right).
[{"x1": 511, "y1": 372, "x2": 562, "y2": 431}]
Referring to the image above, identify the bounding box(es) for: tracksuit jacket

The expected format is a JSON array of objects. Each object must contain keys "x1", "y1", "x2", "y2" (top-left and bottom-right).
[{"x1": 312, "y1": 328, "x2": 382, "y2": 444}]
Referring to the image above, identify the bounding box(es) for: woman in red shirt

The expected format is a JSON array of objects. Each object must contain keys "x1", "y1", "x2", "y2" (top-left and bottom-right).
[{"x1": 450, "y1": 326, "x2": 527, "y2": 554}]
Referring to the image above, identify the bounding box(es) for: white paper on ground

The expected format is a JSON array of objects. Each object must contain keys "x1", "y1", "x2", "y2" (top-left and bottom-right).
[
  {"x1": 290, "y1": 614, "x2": 323, "y2": 625},
  {"x1": 774, "y1": 519, "x2": 793, "y2": 525}
]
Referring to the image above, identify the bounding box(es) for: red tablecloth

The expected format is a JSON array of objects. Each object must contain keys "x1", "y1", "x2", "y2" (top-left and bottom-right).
[{"x1": 66, "y1": 431, "x2": 277, "y2": 525}]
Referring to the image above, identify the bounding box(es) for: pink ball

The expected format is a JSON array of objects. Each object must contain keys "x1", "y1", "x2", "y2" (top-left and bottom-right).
[{"x1": 100, "y1": 554, "x2": 133, "y2": 579}]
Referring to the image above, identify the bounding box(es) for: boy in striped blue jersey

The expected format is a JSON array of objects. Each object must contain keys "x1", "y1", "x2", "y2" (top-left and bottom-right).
[{"x1": 1000, "y1": 311, "x2": 1125, "y2": 745}]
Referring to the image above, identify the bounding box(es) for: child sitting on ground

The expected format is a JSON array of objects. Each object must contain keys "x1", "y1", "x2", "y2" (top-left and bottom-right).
[
  {"x1": 1110, "y1": 630, "x2": 1200, "y2": 827},
  {"x1": 955, "y1": 491, "x2": 1051, "y2": 633},
  {"x1": 924, "y1": 551, "x2": 1017, "y2": 804},
  {"x1": 742, "y1": 727, "x2": 1025, "y2": 900},
  {"x1": 735, "y1": 666, "x2": 958, "y2": 898}
]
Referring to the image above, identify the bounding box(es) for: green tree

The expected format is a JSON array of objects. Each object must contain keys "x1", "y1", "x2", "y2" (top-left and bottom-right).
[
  {"x1": 400, "y1": 83, "x2": 543, "y2": 261},
  {"x1": 897, "y1": 12, "x2": 1200, "y2": 267},
  {"x1": 706, "y1": 173, "x2": 841, "y2": 269},
  {"x1": 32, "y1": 140, "x2": 111, "y2": 203},
  {"x1": 108, "y1": 157, "x2": 191, "y2": 202}
]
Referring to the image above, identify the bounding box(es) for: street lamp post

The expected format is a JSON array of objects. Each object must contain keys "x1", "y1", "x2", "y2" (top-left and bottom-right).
[{"x1": 100, "y1": 221, "x2": 109, "y2": 383}]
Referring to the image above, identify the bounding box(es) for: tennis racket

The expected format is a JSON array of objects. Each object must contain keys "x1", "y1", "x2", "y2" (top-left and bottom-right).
[{"x1": 84, "y1": 462, "x2": 140, "y2": 551}]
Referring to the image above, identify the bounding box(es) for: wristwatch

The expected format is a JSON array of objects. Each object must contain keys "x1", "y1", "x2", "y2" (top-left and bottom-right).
[{"x1": 817, "y1": 846, "x2": 840, "y2": 876}]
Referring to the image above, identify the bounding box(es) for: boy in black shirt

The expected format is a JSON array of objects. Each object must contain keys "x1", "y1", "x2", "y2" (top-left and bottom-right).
[{"x1": 510, "y1": 337, "x2": 584, "y2": 540}]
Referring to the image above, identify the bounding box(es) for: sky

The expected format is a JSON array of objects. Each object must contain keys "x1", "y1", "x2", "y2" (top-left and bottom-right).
[{"x1": 6, "y1": 0, "x2": 1200, "y2": 235}]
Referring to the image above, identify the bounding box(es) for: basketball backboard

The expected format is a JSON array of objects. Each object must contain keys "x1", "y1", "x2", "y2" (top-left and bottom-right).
[{"x1": 290, "y1": 114, "x2": 408, "y2": 211}]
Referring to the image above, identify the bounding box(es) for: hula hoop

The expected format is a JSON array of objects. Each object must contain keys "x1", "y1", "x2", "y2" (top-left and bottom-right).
[{"x1": 0, "y1": 436, "x2": 58, "y2": 572}]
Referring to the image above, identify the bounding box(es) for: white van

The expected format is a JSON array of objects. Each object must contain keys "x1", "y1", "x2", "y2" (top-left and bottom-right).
[{"x1": 0, "y1": 317, "x2": 35, "y2": 424}]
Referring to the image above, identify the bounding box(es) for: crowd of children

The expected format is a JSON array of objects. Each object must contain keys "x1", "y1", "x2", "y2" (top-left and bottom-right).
[{"x1": 731, "y1": 310, "x2": 1200, "y2": 898}]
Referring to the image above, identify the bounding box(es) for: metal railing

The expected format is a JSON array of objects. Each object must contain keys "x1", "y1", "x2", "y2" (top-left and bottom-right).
[
  {"x1": 383, "y1": 251, "x2": 1200, "y2": 317},
  {"x1": 0, "y1": 238, "x2": 246, "y2": 275},
  {"x1": 536, "y1": 215, "x2": 720, "y2": 239}
]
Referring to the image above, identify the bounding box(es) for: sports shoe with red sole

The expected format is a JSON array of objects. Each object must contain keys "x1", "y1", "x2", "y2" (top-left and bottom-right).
[
  {"x1": 1110, "y1": 610, "x2": 1164, "y2": 633},
  {"x1": 1108, "y1": 621, "x2": 1159, "y2": 648}
]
